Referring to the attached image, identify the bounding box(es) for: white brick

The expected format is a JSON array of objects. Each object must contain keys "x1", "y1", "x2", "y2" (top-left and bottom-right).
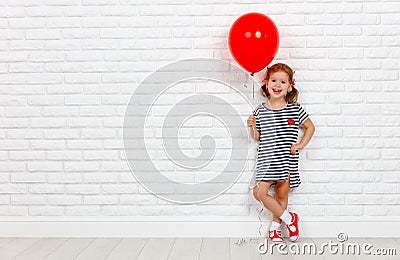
[
  {"x1": 342, "y1": 149, "x2": 380, "y2": 160},
  {"x1": 30, "y1": 140, "x2": 65, "y2": 150},
  {"x1": 325, "y1": 205, "x2": 363, "y2": 216},
  {"x1": 324, "y1": 3, "x2": 363, "y2": 14},
  {"x1": 28, "y1": 96, "x2": 64, "y2": 106},
  {"x1": 0, "y1": 184, "x2": 26, "y2": 194},
  {"x1": 81, "y1": 129, "x2": 117, "y2": 139},
  {"x1": 66, "y1": 206, "x2": 101, "y2": 216},
  {"x1": 0, "y1": 30, "x2": 25, "y2": 40},
  {"x1": 64, "y1": 162, "x2": 99, "y2": 172},
  {"x1": 66, "y1": 184, "x2": 101, "y2": 195},
  {"x1": 176, "y1": 205, "x2": 214, "y2": 215},
  {"x1": 67, "y1": 140, "x2": 103, "y2": 149},
  {"x1": 305, "y1": 171, "x2": 345, "y2": 183},
  {"x1": 46, "y1": 151, "x2": 82, "y2": 161},
  {"x1": 29, "y1": 206, "x2": 65, "y2": 216},
  {"x1": 46, "y1": 18, "x2": 81, "y2": 28},
  {"x1": 327, "y1": 160, "x2": 363, "y2": 171},
  {"x1": 0, "y1": 195, "x2": 10, "y2": 204},
  {"x1": 364, "y1": 2, "x2": 400, "y2": 14},
  {"x1": 5, "y1": 126, "x2": 40, "y2": 140},
  {"x1": 103, "y1": 184, "x2": 138, "y2": 194},
  {"x1": 26, "y1": 29, "x2": 61, "y2": 40},
  {"x1": 65, "y1": 95, "x2": 101, "y2": 105},
  {"x1": 363, "y1": 160, "x2": 400, "y2": 171},
  {"x1": 0, "y1": 7, "x2": 25, "y2": 17},
  {"x1": 0, "y1": 140, "x2": 29, "y2": 150},
  {"x1": 306, "y1": 14, "x2": 342, "y2": 25},
  {"x1": 381, "y1": 150, "x2": 400, "y2": 160},
  {"x1": 364, "y1": 25, "x2": 399, "y2": 36},
  {"x1": 345, "y1": 195, "x2": 382, "y2": 205},
  {"x1": 101, "y1": 162, "x2": 130, "y2": 172},
  {"x1": 344, "y1": 36, "x2": 381, "y2": 47},
  {"x1": 364, "y1": 183, "x2": 398, "y2": 194},
  {"x1": 26, "y1": 7, "x2": 64, "y2": 17},
  {"x1": 11, "y1": 173, "x2": 46, "y2": 183},
  {"x1": 11, "y1": 194, "x2": 46, "y2": 205},
  {"x1": 47, "y1": 173, "x2": 82, "y2": 184},
  {"x1": 83, "y1": 151, "x2": 119, "y2": 160},
  {"x1": 0, "y1": 162, "x2": 26, "y2": 172},
  {"x1": 382, "y1": 195, "x2": 400, "y2": 205},
  {"x1": 309, "y1": 195, "x2": 344, "y2": 205},
  {"x1": 306, "y1": 37, "x2": 342, "y2": 48},
  {"x1": 286, "y1": 26, "x2": 324, "y2": 36},
  {"x1": 9, "y1": 40, "x2": 44, "y2": 51},
  {"x1": 327, "y1": 138, "x2": 363, "y2": 148},
  {"x1": 82, "y1": 172, "x2": 120, "y2": 183},
  {"x1": 343, "y1": 14, "x2": 379, "y2": 25},
  {"x1": 307, "y1": 149, "x2": 341, "y2": 160},
  {"x1": 326, "y1": 183, "x2": 363, "y2": 194},
  {"x1": 293, "y1": 183, "x2": 326, "y2": 194},
  {"x1": 5, "y1": 107, "x2": 41, "y2": 117},
  {"x1": 46, "y1": 85, "x2": 82, "y2": 95},
  {"x1": 29, "y1": 184, "x2": 64, "y2": 194},
  {"x1": 83, "y1": 195, "x2": 118, "y2": 205},
  {"x1": 0, "y1": 206, "x2": 27, "y2": 216},
  {"x1": 0, "y1": 118, "x2": 28, "y2": 128},
  {"x1": 101, "y1": 6, "x2": 138, "y2": 16},
  {"x1": 101, "y1": 205, "x2": 139, "y2": 215},
  {"x1": 43, "y1": 129, "x2": 80, "y2": 139},
  {"x1": 133, "y1": 206, "x2": 175, "y2": 216},
  {"x1": 67, "y1": 117, "x2": 103, "y2": 127},
  {"x1": 327, "y1": 116, "x2": 363, "y2": 126},
  {"x1": 28, "y1": 162, "x2": 63, "y2": 172},
  {"x1": 9, "y1": 63, "x2": 44, "y2": 73},
  {"x1": 48, "y1": 195, "x2": 82, "y2": 205},
  {"x1": 64, "y1": 74, "x2": 100, "y2": 84}
]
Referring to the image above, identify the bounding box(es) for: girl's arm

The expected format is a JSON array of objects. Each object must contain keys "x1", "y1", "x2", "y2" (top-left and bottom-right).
[
  {"x1": 247, "y1": 116, "x2": 260, "y2": 141},
  {"x1": 250, "y1": 127, "x2": 260, "y2": 141},
  {"x1": 290, "y1": 118, "x2": 315, "y2": 155}
]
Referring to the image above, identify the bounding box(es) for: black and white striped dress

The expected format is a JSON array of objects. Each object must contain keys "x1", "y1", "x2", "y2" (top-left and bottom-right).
[{"x1": 252, "y1": 102, "x2": 309, "y2": 189}]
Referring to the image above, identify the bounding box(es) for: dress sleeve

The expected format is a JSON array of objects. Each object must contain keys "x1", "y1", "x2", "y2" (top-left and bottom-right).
[
  {"x1": 298, "y1": 104, "x2": 309, "y2": 125},
  {"x1": 252, "y1": 106, "x2": 261, "y2": 131}
]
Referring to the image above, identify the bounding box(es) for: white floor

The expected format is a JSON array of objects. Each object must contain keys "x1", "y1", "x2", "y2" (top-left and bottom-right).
[{"x1": 0, "y1": 237, "x2": 398, "y2": 259}]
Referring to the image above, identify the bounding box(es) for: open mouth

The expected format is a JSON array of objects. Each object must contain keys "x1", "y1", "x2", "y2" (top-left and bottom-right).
[{"x1": 272, "y1": 88, "x2": 282, "y2": 95}]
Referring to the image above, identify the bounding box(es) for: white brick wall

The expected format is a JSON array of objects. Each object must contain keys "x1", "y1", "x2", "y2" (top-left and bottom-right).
[{"x1": 0, "y1": 0, "x2": 399, "y2": 226}]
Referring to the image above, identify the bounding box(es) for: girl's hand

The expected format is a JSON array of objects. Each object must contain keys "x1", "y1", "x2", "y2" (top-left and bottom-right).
[
  {"x1": 290, "y1": 143, "x2": 304, "y2": 155},
  {"x1": 247, "y1": 116, "x2": 256, "y2": 129}
]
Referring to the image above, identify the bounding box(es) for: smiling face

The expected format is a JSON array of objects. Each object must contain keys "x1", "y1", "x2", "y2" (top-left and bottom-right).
[{"x1": 263, "y1": 71, "x2": 291, "y2": 100}]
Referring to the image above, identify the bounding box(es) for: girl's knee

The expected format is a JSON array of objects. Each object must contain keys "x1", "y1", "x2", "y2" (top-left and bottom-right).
[
  {"x1": 253, "y1": 182, "x2": 270, "y2": 200},
  {"x1": 253, "y1": 186, "x2": 260, "y2": 200}
]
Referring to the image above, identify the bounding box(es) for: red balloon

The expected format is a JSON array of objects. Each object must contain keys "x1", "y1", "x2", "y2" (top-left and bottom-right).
[{"x1": 228, "y1": 13, "x2": 280, "y2": 75}]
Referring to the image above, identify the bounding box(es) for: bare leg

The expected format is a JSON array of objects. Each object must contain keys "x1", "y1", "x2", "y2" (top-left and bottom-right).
[
  {"x1": 272, "y1": 172, "x2": 291, "y2": 223},
  {"x1": 253, "y1": 181, "x2": 285, "y2": 217}
]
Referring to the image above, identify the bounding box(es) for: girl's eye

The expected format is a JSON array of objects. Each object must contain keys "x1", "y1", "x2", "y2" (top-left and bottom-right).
[
  {"x1": 271, "y1": 80, "x2": 276, "y2": 82},
  {"x1": 282, "y1": 81, "x2": 286, "y2": 84}
]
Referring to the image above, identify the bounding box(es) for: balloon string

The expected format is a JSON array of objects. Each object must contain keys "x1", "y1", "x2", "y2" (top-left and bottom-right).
[
  {"x1": 258, "y1": 206, "x2": 263, "y2": 237},
  {"x1": 252, "y1": 79, "x2": 254, "y2": 99},
  {"x1": 255, "y1": 183, "x2": 264, "y2": 237}
]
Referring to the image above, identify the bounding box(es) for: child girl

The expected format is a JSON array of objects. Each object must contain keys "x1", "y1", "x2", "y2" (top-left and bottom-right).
[{"x1": 247, "y1": 63, "x2": 315, "y2": 243}]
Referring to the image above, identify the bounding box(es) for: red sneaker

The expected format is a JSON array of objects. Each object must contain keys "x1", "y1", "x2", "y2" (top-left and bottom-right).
[
  {"x1": 268, "y1": 229, "x2": 283, "y2": 243},
  {"x1": 286, "y1": 212, "x2": 299, "y2": 242}
]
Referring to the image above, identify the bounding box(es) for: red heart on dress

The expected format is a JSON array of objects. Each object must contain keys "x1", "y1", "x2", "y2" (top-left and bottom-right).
[{"x1": 288, "y1": 119, "x2": 295, "y2": 125}]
